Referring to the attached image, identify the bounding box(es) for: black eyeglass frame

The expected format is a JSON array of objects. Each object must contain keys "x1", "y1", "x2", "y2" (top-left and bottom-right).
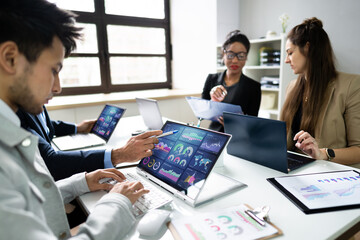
[{"x1": 224, "y1": 50, "x2": 248, "y2": 60}]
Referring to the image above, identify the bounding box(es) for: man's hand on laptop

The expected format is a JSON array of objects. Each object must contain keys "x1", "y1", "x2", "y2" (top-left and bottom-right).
[
  {"x1": 111, "y1": 130, "x2": 162, "y2": 165},
  {"x1": 110, "y1": 181, "x2": 150, "y2": 204},
  {"x1": 85, "y1": 168, "x2": 126, "y2": 191},
  {"x1": 76, "y1": 119, "x2": 97, "y2": 133}
]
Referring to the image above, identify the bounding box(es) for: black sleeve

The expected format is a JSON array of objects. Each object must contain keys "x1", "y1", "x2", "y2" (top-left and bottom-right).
[
  {"x1": 247, "y1": 81, "x2": 262, "y2": 116},
  {"x1": 202, "y1": 74, "x2": 216, "y2": 100}
]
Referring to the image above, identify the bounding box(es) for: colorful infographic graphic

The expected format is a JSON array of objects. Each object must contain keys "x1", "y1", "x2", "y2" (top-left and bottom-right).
[
  {"x1": 137, "y1": 121, "x2": 230, "y2": 195},
  {"x1": 161, "y1": 123, "x2": 185, "y2": 141},
  {"x1": 166, "y1": 141, "x2": 197, "y2": 169},
  {"x1": 153, "y1": 139, "x2": 175, "y2": 159},
  {"x1": 158, "y1": 163, "x2": 183, "y2": 182},
  {"x1": 92, "y1": 106, "x2": 124, "y2": 140},
  {"x1": 141, "y1": 156, "x2": 163, "y2": 173},
  {"x1": 179, "y1": 127, "x2": 206, "y2": 146},
  {"x1": 200, "y1": 133, "x2": 228, "y2": 154},
  {"x1": 177, "y1": 168, "x2": 205, "y2": 189},
  {"x1": 189, "y1": 150, "x2": 216, "y2": 174},
  {"x1": 171, "y1": 205, "x2": 277, "y2": 240}
]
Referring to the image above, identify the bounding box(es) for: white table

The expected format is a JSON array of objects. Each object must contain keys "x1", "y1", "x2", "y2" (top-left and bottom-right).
[{"x1": 78, "y1": 116, "x2": 360, "y2": 240}]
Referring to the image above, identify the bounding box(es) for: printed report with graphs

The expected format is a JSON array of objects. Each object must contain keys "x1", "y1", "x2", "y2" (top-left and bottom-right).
[
  {"x1": 268, "y1": 170, "x2": 360, "y2": 213},
  {"x1": 170, "y1": 204, "x2": 281, "y2": 240}
]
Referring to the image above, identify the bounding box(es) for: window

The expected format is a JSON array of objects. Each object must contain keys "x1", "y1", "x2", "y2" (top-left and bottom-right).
[{"x1": 49, "y1": 0, "x2": 171, "y2": 95}]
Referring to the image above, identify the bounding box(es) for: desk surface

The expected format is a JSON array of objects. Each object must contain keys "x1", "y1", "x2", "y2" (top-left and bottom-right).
[{"x1": 78, "y1": 116, "x2": 360, "y2": 240}]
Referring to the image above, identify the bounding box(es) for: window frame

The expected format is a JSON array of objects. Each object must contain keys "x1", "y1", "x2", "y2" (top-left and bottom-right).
[{"x1": 60, "y1": 0, "x2": 172, "y2": 96}]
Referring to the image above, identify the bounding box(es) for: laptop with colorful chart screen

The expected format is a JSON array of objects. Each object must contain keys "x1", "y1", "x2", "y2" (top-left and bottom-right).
[
  {"x1": 124, "y1": 120, "x2": 246, "y2": 207},
  {"x1": 52, "y1": 104, "x2": 125, "y2": 151}
]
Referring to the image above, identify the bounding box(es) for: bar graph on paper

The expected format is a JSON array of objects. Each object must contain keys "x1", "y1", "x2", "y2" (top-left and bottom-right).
[{"x1": 276, "y1": 170, "x2": 360, "y2": 209}]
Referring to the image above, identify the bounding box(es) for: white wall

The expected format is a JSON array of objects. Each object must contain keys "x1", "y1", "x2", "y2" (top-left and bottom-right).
[
  {"x1": 170, "y1": 0, "x2": 217, "y2": 90},
  {"x1": 236, "y1": 0, "x2": 360, "y2": 75},
  {"x1": 217, "y1": 0, "x2": 241, "y2": 45}
]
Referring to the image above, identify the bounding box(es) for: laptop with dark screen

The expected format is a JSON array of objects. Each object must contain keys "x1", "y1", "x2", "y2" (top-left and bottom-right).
[
  {"x1": 52, "y1": 104, "x2": 125, "y2": 151},
  {"x1": 223, "y1": 112, "x2": 314, "y2": 173}
]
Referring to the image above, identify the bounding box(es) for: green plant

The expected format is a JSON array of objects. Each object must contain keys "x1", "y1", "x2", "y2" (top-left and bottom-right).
[{"x1": 279, "y1": 13, "x2": 290, "y2": 33}]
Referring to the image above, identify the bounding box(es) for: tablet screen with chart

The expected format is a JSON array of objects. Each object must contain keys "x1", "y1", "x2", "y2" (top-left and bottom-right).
[
  {"x1": 91, "y1": 105, "x2": 125, "y2": 141},
  {"x1": 138, "y1": 120, "x2": 231, "y2": 195}
]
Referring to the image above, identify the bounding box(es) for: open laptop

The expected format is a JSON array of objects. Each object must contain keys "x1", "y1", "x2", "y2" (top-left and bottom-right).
[
  {"x1": 124, "y1": 120, "x2": 246, "y2": 208},
  {"x1": 52, "y1": 104, "x2": 125, "y2": 151},
  {"x1": 136, "y1": 97, "x2": 163, "y2": 130},
  {"x1": 223, "y1": 112, "x2": 314, "y2": 173}
]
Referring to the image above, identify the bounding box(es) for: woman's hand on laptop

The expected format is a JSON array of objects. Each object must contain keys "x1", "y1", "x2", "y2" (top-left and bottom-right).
[
  {"x1": 111, "y1": 130, "x2": 162, "y2": 165},
  {"x1": 294, "y1": 130, "x2": 326, "y2": 160},
  {"x1": 85, "y1": 168, "x2": 126, "y2": 192},
  {"x1": 110, "y1": 181, "x2": 149, "y2": 204}
]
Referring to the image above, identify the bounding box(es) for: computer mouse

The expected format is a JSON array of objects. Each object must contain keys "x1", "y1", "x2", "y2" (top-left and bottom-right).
[{"x1": 137, "y1": 209, "x2": 171, "y2": 237}]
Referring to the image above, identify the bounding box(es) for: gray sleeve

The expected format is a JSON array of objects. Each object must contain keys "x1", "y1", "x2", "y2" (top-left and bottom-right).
[
  {"x1": 75, "y1": 193, "x2": 136, "y2": 240},
  {"x1": 0, "y1": 174, "x2": 136, "y2": 240},
  {"x1": 56, "y1": 172, "x2": 90, "y2": 204},
  {"x1": 56, "y1": 174, "x2": 137, "y2": 240},
  {"x1": 0, "y1": 172, "x2": 58, "y2": 240}
]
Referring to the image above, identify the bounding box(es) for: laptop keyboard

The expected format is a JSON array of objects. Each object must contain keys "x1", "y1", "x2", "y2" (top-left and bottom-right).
[
  {"x1": 288, "y1": 157, "x2": 305, "y2": 170},
  {"x1": 101, "y1": 172, "x2": 172, "y2": 217}
]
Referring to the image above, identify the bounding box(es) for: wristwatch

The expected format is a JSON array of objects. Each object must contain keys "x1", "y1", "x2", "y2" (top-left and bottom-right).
[{"x1": 325, "y1": 148, "x2": 335, "y2": 161}]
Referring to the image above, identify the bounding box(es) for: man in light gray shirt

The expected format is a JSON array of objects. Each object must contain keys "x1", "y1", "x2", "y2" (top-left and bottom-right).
[{"x1": 0, "y1": 0, "x2": 161, "y2": 239}]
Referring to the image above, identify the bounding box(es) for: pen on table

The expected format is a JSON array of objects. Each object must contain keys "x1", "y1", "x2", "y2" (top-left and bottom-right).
[{"x1": 156, "y1": 130, "x2": 178, "y2": 138}]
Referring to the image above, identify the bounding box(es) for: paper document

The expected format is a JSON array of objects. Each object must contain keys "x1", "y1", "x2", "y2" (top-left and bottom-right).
[
  {"x1": 268, "y1": 170, "x2": 360, "y2": 213},
  {"x1": 170, "y1": 204, "x2": 280, "y2": 240},
  {"x1": 186, "y1": 97, "x2": 243, "y2": 121}
]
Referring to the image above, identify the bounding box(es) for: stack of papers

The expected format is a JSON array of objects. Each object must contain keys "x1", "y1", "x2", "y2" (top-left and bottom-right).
[
  {"x1": 170, "y1": 204, "x2": 281, "y2": 239},
  {"x1": 186, "y1": 97, "x2": 243, "y2": 121}
]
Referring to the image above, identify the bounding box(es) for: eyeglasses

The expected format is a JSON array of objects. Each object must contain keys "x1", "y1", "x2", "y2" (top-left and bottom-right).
[{"x1": 224, "y1": 50, "x2": 247, "y2": 60}]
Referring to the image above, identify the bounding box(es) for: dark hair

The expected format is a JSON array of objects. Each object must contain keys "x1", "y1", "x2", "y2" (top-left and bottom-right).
[
  {"x1": 281, "y1": 17, "x2": 338, "y2": 142},
  {"x1": 0, "y1": 0, "x2": 82, "y2": 62},
  {"x1": 222, "y1": 30, "x2": 250, "y2": 53}
]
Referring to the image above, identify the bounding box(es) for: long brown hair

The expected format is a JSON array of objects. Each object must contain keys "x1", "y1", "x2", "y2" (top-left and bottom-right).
[{"x1": 280, "y1": 17, "x2": 337, "y2": 142}]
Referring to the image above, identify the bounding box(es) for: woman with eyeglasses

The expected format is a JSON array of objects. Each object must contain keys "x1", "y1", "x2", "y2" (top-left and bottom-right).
[
  {"x1": 281, "y1": 17, "x2": 360, "y2": 167},
  {"x1": 202, "y1": 30, "x2": 261, "y2": 132}
]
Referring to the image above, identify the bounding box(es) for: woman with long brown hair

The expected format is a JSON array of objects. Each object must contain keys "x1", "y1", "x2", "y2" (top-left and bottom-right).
[{"x1": 281, "y1": 17, "x2": 360, "y2": 167}]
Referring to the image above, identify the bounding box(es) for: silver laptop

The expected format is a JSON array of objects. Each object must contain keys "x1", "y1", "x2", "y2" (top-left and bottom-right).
[
  {"x1": 136, "y1": 97, "x2": 163, "y2": 130},
  {"x1": 126, "y1": 120, "x2": 246, "y2": 207},
  {"x1": 223, "y1": 112, "x2": 314, "y2": 173},
  {"x1": 52, "y1": 105, "x2": 125, "y2": 151}
]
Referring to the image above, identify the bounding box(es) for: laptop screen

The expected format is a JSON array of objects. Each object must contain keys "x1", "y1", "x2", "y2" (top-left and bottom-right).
[
  {"x1": 224, "y1": 112, "x2": 289, "y2": 173},
  {"x1": 91, "y1": 105, "x2": 126, "y2": 141},
  {"x1": 138, "y1": 120, "x2": 231, "y2": 198}
]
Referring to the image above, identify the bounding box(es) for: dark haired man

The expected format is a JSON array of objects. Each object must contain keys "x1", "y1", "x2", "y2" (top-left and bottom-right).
[{"x1": 0, "y1": 0, "x2": 161, "y2": 238}]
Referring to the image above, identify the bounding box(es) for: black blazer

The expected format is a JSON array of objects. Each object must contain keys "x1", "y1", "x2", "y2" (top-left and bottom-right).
[
  {"x1": 202, "y1": 71, "x2": 261, "y2": 132},
  {"x1": 16, "y1": 107, "x2": 105, "y2": 181}
]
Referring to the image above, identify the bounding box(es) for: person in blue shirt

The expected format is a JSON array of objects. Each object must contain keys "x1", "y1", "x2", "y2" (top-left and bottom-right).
[{"x1": 17, "y1": 106, "x2": 160, "y2": 180}]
